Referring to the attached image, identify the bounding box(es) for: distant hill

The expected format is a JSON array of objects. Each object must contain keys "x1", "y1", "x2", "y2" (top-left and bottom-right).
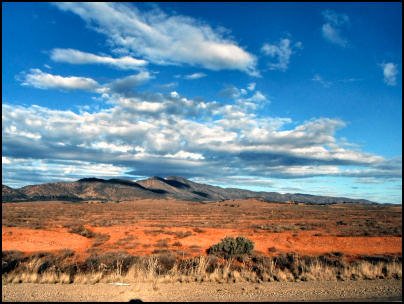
[
  {"x1": 2, "y1": 176, "x2": 377, "y2": 204},
  {"x1": 2, "y1": 185, "x2": 28, "y2": 202}
]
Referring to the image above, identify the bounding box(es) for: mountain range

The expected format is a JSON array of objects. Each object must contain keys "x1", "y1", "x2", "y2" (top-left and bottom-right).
[{"x1": 2, "y1": 176, "x2": 376, "y2": 205}]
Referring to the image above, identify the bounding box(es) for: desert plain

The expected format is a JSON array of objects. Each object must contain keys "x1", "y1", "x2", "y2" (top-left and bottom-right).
[{"x1": 2, "y1": 197, "x2": 402, "y2": 301}]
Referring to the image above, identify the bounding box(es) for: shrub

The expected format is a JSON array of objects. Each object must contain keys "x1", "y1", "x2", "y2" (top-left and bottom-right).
[
  {"x1": 156, "y1": 252, "x2": 177, "y2": 274},
  {"x1": 68, "y1": 225, "x2": 95, "y2": 238},
  {"x1": 92, "y1": 233, "x2": 110, "y2": 247},
  {"x1": 2, "y1": 250, "x2": 25, "y2": 273},
  {"x1": 79, "y1": 251, "x2": 138, "y2": 274},
  {"x1": 207, "y1": 236, "x2": 254, "y2": 259},
  {"x1": 268, "y1": 246, "x2": 277, "y2": 253}
]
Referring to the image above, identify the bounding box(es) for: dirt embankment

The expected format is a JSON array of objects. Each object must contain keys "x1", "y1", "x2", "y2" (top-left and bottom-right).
[{"x1": 2, "y1": 280, "x2": 402, "y2": 302}]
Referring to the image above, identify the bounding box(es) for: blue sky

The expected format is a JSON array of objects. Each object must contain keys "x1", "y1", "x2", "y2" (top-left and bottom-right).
[{"x1": 2, "y1": 2, "x2": 402, "y2": 203}]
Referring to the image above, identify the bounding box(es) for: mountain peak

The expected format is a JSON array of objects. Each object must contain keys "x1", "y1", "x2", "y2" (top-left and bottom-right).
[
  {"x1": 165, "y1": 176, "x2": 190, "y2": 182},
  {"x1": 78, "y1": 177, "x2": 106, "y2": 183},
  {"x1": 149, "y1": 176, "x2": 166, "y2": 181},
  {"x1": 2, "y1": 176, "x2": 377, "y2": 204}
]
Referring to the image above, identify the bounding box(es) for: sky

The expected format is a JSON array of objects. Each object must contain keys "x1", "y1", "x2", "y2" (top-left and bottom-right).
[{"x1": 2, "y1": 2, "x2": 402, "y2": 204}]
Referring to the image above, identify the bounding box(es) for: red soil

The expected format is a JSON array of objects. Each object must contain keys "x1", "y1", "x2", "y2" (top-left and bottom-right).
[
  {"x1": 2, "y1": 199, "x2": 402, "y2": 258},
  {"x1": 2, "y1": 227, "x2": 91, "y2": 254},
  {"x1": 2, "y1": 225, "x2": 401, "y2": 257}
]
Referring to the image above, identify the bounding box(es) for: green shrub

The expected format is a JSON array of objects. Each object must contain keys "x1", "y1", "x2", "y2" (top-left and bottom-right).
[{"x1": 207, "y1": 236, "x2": 254, "y2": 259}]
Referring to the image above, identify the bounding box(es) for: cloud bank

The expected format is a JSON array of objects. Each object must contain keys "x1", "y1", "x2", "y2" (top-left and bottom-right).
[
  {"x1": 53, "y1": 3, "x2": 258, "y2": 75},
  {"x1": 3, "y1": 84, "x2": 399, "y2": 187}
]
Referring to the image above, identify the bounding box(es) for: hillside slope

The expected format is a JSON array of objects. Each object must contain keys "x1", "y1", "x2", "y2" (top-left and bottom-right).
[{"x1": 2, "y1": 176, "x2": 376, "y2": 204}]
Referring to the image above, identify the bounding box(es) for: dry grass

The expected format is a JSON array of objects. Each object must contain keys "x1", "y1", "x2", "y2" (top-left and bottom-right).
[
  {"x1": 67, "y1": 225, "x2": 95, "y2": 238},
  {"x1": 2, "y1": 250, "x2": 401, "y2": 285}
]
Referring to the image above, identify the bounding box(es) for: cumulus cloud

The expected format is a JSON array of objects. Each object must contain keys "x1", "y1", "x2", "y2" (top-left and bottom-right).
[
  {"x1": 261, "y1": 38, "x2": 302, "y2": 71},
  {"x1": 219, "y1": 84, "x2": 268, "y2": 111},
  {"x1": 21, "y1": 68, "x2": 100, "y2": 91},
  {"x1": 380, "y1": 62, "x2": 398, "y2": 86},
  {"x1": 220, "y1": 85, "x2": 248, "y2": 99},
  {"x1": 3, "y1": 83, "x2": 398, "y2": 187},
  {"x1": 246, "y1": 91, "x2": 267, "y2": 103},
  {"x1": 50, "y1": 48, "x2": 147, "y2": 70},
  {"x1": 321, "y1": 10, "x2": 349, "y2": 47},
  {"x1": 53, "y1": 3, "x2": 258, "y2": 75}
]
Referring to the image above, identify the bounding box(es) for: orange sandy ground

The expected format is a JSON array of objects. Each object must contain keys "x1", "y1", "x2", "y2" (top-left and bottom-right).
[
  {"x1": 2, "y1": 225, "x2": 401, "y2": 258},
  {"x1": 2, "y1": 199, "x2": 402, "y2": 259}
]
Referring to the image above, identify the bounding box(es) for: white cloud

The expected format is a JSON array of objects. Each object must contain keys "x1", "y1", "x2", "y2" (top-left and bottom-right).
[
  {"x1": 165, "y1": 150, "x2": 205, "y2": 160},
  {"x1": 247, "y1": 82, "x2": 256, "y2": 91},
  {"x1": 322, "y1": 10, "x2": 349, "y2": 27},
  {"x1": 322, "y1": 24, "x2": 347, "y2": 47},
  {"x1": 184, "y1": 72, "x2": 207, "y2": 80},
  {"x1": 89, "y1": 141, "x2": 133, "y2": 153},
  {"x1": 2, "y1": 157, "x2": 130, "y2": 187},
  {"x1": 3, "y1": 92, "x2": 392, "y2": 183},
  {"x1": 220, "y1": 85, "x2": 248, "y2": 99},
  {"x1": 220, "y1": 84, "x2": 268, "y2": 111},
  {"x1": 312, "y1": 74, "x2": 332, "y2": 88},
  {"x1": 50, "y1": 48, "x2": 147, "y2": 70},
  {"x1": 380, "y1": 62, "x2": 398, "y2": 86},
  {"x1": 54, "y1": 3, "x2": 258, "y2": 75},
  {"x1": 106, "y1": 71, "x2": 153, "y2": 94},
  {"x1": 247, "y1": 91, "x2": 266, "y2": 103},
  {"x1": 20, "y1": 69, "x2": 152, "y2": 95},
  {"x1": 3, "y1": 74, "x2": 400, "y2": 185},
  {"x1": 261, "y1": 38, "x2": 302, "y2": 71},
  {"x1": 158, "y1": 82, "x2": 178, "y2": 89},
  {"x1": 170, "y1": 91, "x2": 180, "y2": 98},
  {"x1": 21, "y1": 68, "x2": 100, "y2": 91},
  {"x1": 2, "y1": 156, "x2": 11, "y2": 164},
  {"x1": 294, "y1": 41, "x2": 303, "y2": 50},
  {"x1": 321, "y1": 10, "x2": 349, "y2": 47}
]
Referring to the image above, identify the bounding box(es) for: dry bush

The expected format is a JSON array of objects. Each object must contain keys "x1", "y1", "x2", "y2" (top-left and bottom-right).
[
  {"x1": 92, "y1": 233, "x2": 110, "y2": 247},
  {"x1": 2, "y1": 250, "x2": 402, "y2": 284},
  {"x1": 268, "y1": 247, "x2": 277, "y2": 253},
  {"x1": 68, "y1": 225, "x2": 95, "y2": 238},
  {"x1": 155, "y1": 239, "x2": 170, "y2": 248},
  {"x1": 173, "y1": 231, "x2": 193, "y2": 239}
]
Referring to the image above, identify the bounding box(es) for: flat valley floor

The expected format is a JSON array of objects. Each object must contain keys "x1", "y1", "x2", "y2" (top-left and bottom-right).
[
  {"x1": 2, "y1": 199, "x2": 402, "y2": 302},
  {"x1": 2, "y1": 199, "x2": 402, "y2": 256}
]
